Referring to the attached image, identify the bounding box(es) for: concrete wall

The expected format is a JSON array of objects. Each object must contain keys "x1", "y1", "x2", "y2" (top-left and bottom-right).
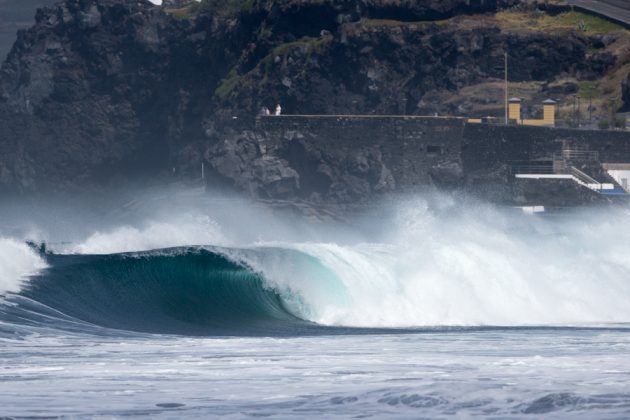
[
  {"x1": 256, "y1": 116, "x2": 466, "y2": 192},
  {"x1": 250, "y1": 115, "x2": 630, "y2": 204},
  {"x1": 462, "y1": 123, "x2": 630, "y2": 173}
]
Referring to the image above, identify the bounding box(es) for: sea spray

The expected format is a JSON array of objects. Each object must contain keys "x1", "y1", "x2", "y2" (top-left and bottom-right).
[
  {"x1": 0, "y1": 237, "x2": 47, "y2": 295},
  {"x1": 64, "y1": 215, "x2": 226, "y2": 254},
  {"x1": 230, "y1": 198, "x2": 630, "y2": 327},
  {"x1": 5, "y1": 193, "x2": 630, "y2": 328}
]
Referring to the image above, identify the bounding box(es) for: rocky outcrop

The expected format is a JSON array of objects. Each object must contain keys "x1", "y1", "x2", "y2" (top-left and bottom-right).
[
  {"x1": 0, "y1": 0, "x2": 224, "y2": 191},
  {"x1": 0, "y1": 0, "x2": 56, "y2": 62},
  {"x1": 226, "y1": 24, "x2": 608, "y2": 118},
  {"x1": 623, "y1": 73, "x2": 630, "y2": 112},
  {"x1": 206, "y1": 126, "x2": 398, "y2": 203},
  {"x1": 0, "y1": 0, "x2": 626, "y2": 203},
  {"x1": 204, "y1": 115, "x2": 465, "y2": 203}
]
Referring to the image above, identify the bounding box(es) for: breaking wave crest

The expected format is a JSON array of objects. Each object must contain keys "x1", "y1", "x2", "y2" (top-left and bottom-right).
[
  {"x1": 3, "y1": 197, "x2": 630, "y2": 336},
  {"x1": 0, "y1": 237, "x2": 47, "y2": 296}
]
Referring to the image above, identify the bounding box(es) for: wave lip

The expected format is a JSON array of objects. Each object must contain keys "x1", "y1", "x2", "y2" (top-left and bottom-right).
[{"x1": 0, "y1": 238, "x2": 47, "y2": 295}]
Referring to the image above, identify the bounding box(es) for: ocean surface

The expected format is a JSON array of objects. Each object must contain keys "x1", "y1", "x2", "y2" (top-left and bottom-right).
[{"x1": 1, "y1": 191, "x2": 630, "y2": 418}]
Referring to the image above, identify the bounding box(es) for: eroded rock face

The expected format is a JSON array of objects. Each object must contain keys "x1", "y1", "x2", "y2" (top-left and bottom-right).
[
  {"x1": 0, "y1": 0, "x2": 57, "y2": 62},
  {"x1": 0, "y1": 0, "x2": 226, "y2": 192},
  {"x1": 206, "y1": 127, "x2": 397, "y2": 203},
  {"x1": 622, "y1": 73, "x2": 630, "y2": 112},
  {"x1": 231, "y1": 25, "x2": 606, "y2": 117},
  {"x1": 0, "y1": 0, "x2": 625, "y2": 204}
]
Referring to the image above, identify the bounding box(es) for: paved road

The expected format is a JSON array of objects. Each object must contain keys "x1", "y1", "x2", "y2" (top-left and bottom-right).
[{"x1": 567, "y1": 0, "x2": 630, "y2": 27}]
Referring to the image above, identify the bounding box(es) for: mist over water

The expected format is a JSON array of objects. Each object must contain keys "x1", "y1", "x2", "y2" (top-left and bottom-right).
[{"x1": 2, "y1": 188, "x2": 630, "y2": 328}]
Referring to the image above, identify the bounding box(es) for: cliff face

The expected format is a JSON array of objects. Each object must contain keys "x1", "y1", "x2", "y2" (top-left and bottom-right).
[
  {"x1": 0, "y1": 0, "x2": 627, "y2": 201},
  {"x1": 208, "y1": 116, "x2": 465, "y2": 204},
  {"x1": 226, "y1": 21, "x2": 607, "y2": 117},
  {"x1": 0, "y1": 0, "x2": 55, "y2": 62},
  {"x1": 623, "y1": 73, "x2": 630, "y2": 111},
  {"x1": 0, "y1": 0, "x2": 224, "y2": 191}
]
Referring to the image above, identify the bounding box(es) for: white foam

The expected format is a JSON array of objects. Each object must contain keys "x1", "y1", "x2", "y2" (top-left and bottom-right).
[
  {"x1": 0, "y1": 238, "x2": 47, "y2": 295},
  {"x1": 242, "y1": 199, "x2": 630, "y2": 327},
  {"x1": 5, "y1": 193, "x2": 630, "y2": 327},
  {"x1": 64, "y1": 216, "x2": 226, "y2": 254}
]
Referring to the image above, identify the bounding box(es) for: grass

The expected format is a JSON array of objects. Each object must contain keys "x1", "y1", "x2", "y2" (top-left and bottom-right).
[
  {"x1": 256, "y1": 35, "x2": 333, "y2": 86},
  {"x1": 495, "y1": 10, "x2": 625, "y2": 35},
  {"x1": 260, "y1": 35, "x2": 332, "y2": 70},
  {"x1": 214, "y1": 69, "x2": 242, "y2": 100},
  {"x1": 166, "y1": 0, "x2": 254, "y2": 19},
  {"x1": 578, "y1": 81, "x2": 600, "y2": 98},
  {"x1": 361, "y1": 18, "x2": 452, "y2": 28},
  {"x1": 165, "y1": 5, "x2": 198, "y2": 20},
  {"x1": 362, "y1": 19, "x2": 437, "y2": 28},
  {"x1": 196, "y1": 0, "x2": 253, "y2": 16},
  {"x1": 270, "y1": 35, "x2": 333, "y2": 57}
]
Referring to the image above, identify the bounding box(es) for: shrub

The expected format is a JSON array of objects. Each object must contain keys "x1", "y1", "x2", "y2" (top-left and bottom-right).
[
  {"x1": 598, "y1": 119, "x2": 610, "y2": 130},
  {"x1": 196, "y1": 0, "x2": 254, "y2": 17},
  {"x1": 214, "y1": 69, "x2": 241, "y2": 100},
  {"x1": 612, "y1": 116, "x2": 627, "y2": 129}
]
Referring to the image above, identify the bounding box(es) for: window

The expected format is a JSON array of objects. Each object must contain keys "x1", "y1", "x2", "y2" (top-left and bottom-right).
[{"x1": 427, "y1": 145, "x2": 442, "y2": 155}]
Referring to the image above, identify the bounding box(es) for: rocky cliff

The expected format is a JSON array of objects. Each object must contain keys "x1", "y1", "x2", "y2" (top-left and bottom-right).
[
  {"x1": 0, "y1": 0, "x2": 628, "y2": 203},
  {"x1": 623, "y1": 73, "x2": 630, "y2": 112},
  {"x1": 0, "y1": 0, "x2": 55, "y2": 61}
]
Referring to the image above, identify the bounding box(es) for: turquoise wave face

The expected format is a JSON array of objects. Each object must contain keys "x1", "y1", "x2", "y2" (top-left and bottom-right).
[
  {"x1": 4, "y1": 246, "x2": 396, "y2": 337},
  {"x1": 12, "y1": 247, "x2": 318, "y2": 336}
]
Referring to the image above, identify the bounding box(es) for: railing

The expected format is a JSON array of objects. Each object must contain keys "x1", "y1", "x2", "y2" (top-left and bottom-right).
[
  {"x1": 568, "y1": 166, "x2": 599, "y2": 185},
  {"x1": 510, "y1": 163, "x2": 554, "y2": 175},
  {"x1": 511, "y1": 162, "x2": 617, "y2": 193},
  {"x1": 554, "y1": 150, "x2": 599, "y2": 161}
]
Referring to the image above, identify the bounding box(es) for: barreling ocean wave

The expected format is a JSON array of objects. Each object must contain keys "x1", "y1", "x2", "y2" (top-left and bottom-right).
[
  {"x1": 3, "y1": 195, "x2": 630, "y2": 336},
  {"x1": 5, "y1": 247, "x2": 311, "y2": 336},
  {"x1": 2, "y1": 238, "x2": 630, "y2": 336}
]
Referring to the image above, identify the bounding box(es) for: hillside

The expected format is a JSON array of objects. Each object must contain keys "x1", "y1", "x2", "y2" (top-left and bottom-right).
[
  {"x1": 195, "y1": 0, "x2": 628, "y2": 124},
  {"x1": 0, "y1": 0, "x2": 55, "y2": 61},
  {"x1": 0, "y1": 0, "x2": 628, "y2": 196}
]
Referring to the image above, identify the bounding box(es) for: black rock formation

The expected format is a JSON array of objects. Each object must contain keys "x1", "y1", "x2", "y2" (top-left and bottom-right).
[
  {"x1": 0, "y1": 0, "x2": 626, "y2": 204},
  {"x1": 622, "y1": 73, "x2": 630, "y2": 112},
  {"x1": 0, "y1": 0, "x2": 56, "y2": 61}
]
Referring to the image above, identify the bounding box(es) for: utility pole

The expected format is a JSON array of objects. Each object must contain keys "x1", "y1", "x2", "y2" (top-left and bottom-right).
[
  {"x1": 577, "y1": 95, "x2": 581, "y2": 127},
  {"x1": 504, "y1": 52, "x2": 508, "y2": 125},
  {"x1": 201, "y1": 162, "x2": 205, "y2": 181}
]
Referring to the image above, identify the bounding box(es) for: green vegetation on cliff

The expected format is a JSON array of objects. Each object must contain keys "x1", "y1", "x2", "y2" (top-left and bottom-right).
[
  {"x1": 495, "y1": 10, "x2": 624, "y2": 35},
  {"x1": 215, "y1": 69, "x2": 244, "y2": 100},
  {"x1": 195, "y1": 0, "x2": 254, "y2": 16}
]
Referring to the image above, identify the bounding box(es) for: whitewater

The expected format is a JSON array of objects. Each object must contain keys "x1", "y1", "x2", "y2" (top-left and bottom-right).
[{"x1": 1, "y1": 190, "x2": 630, "y2": 418}]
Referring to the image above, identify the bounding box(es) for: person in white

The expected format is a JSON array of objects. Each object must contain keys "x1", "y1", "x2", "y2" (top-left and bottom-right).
[{"x1": 275, "y1": 104, "x2": 282, "y2": 116}]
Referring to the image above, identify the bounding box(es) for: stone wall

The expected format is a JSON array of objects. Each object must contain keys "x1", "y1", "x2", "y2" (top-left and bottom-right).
[
  {"x1": 256, "y1": 115, "x2": 466, "y2": 197},
  {"x1": 242, "y1": 115, "x2": 630, "y2": 206},
  {"x1": 462, "y1": 123, "x2": 630, "y2": 173}
]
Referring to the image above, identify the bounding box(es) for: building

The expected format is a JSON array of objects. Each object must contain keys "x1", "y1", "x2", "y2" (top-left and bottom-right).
[{"x1": 508, "y1": 98, "x2": 556, "y2": 127}]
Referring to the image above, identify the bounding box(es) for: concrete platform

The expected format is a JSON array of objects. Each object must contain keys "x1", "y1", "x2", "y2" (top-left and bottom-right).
[{"x1": 567, "y1": 0, "x2": 630, "y2": 28}]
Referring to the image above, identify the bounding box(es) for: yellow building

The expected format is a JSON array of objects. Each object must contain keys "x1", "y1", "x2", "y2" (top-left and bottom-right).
[
  {"x1": 508, "y1": 98, "x2": 556, "y2": 127},
  {"x1": 508, "y1": 97, "x2": 522, "y2": 124},
  {"x1": 542, "y1": 99, "x2": 556, "y2": 126}
]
